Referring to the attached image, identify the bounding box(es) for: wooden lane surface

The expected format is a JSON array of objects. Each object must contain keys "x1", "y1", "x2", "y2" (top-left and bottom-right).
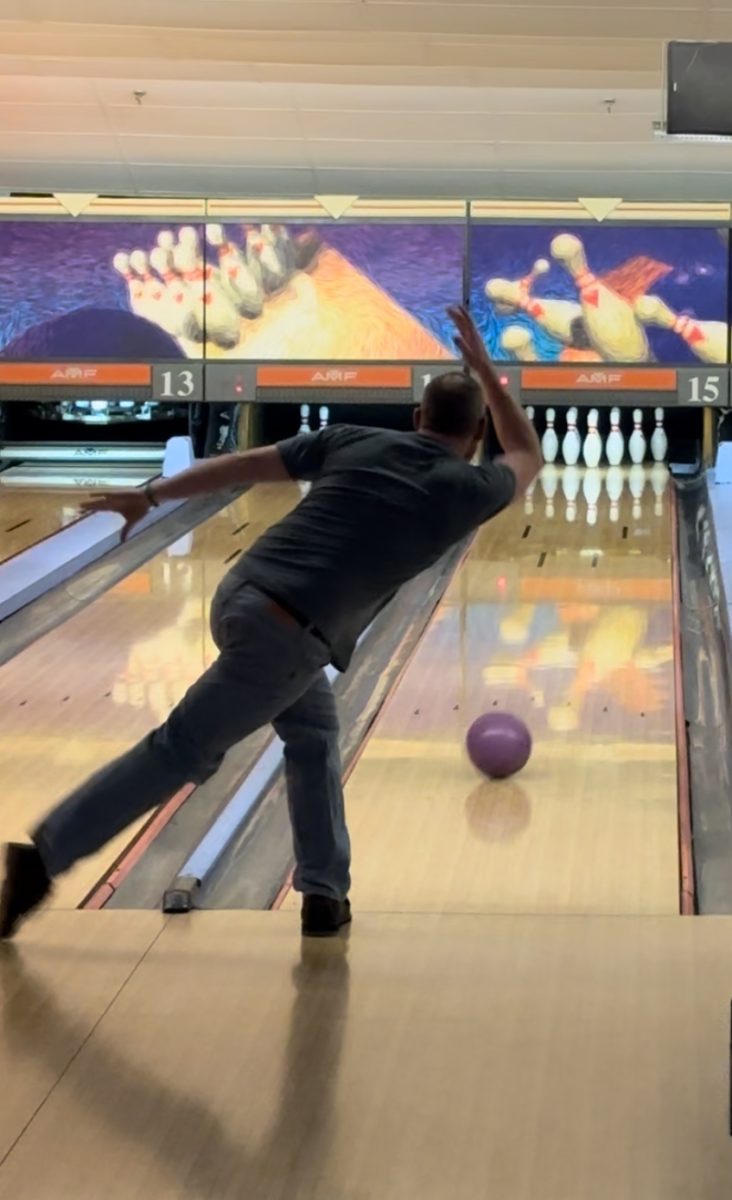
[
  {"x1": 0, "y1": 483, "x2": 299, "y2": 909},
  {"x1": 0, "y1": 911, "x2": 163, "y2": 1163},
  {"x1": 0, "y1": 488, "x2": 86, "y2": 563},
  {"x1": 284, "y1": 466, "x2": 678, "y2": 916},
  {"x1": 1, "y1": 910, "x2": 731, "y2": 1198}
]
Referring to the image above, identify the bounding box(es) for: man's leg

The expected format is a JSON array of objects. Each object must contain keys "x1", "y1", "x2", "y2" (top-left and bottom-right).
[
  {"x1": 274, "y1": 672, "x2": 351, "y2": 936},
  {"x1": 1, "y1": 592, "x2": 328, "y2": 936}
]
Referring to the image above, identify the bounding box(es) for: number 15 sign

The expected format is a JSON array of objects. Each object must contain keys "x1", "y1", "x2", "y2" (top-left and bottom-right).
[{"x1": 678, "y1": 368, "x2": 729, "y2": 407}]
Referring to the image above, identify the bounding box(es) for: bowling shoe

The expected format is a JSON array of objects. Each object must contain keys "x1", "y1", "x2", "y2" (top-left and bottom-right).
[
  {"x1": 301, "y1": 894, "x2": 352, "y2": 938},
  {"x1": 0, "y1": 843, "x2": 52, "y2": 939}
]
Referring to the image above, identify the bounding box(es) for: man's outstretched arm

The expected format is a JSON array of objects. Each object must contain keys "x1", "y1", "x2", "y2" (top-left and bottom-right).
[{"x1": 79, "y1": 445, "x2": 291, "y2": 540}]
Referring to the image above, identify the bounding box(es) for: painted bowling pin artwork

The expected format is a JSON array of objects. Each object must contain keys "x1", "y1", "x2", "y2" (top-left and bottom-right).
[
  {"x1": 485, "y1": 259, "x2": 583, "y2": 345},
  {"x1": 634, "y1": 295, "x2": 727, "y2": 364},
  {"x1": 550, "y1": 233, "x2": 650, "y2": 362},
  {"x1": 500, "y1": 325, "x2": 539, "y2": 362},
  {"x1": 206, "y1": 223, "x2": 264, "y2": 318}
]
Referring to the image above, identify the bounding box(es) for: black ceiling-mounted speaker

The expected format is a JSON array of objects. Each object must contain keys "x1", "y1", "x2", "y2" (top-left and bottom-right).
[{"x1": 667, "y1": 41, "x2": 732, "y2": 137}]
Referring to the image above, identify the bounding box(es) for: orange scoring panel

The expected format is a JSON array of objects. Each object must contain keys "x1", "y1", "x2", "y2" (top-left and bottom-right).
[
  {"x1": 256, "y1": 365, "x2": 412, "y2": 389},
  {"x1": 521, "y1": 367, "x2": 678, "y2": 392},
  {"x1": 0, "y1": 363, "x2": 151, "y2": 386}
]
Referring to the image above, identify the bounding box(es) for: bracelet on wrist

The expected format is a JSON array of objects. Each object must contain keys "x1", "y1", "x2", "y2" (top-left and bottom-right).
[{"x1": 144, "y1": 481, "x2": 160, "y2": 508}]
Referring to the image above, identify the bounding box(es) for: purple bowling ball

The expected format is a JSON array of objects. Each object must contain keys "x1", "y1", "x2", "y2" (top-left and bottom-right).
[{"x1": 466, "y1": 712, "x2": 532, "y2": 779}]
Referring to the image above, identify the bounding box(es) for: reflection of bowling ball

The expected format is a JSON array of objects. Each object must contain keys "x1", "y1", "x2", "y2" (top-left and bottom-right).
[
  {"x1": 466, "y1": 712, "x2": 532, "y2": 779},
  {"x1": 465, "y1": 780, "x2": 531, "y2": 842}
]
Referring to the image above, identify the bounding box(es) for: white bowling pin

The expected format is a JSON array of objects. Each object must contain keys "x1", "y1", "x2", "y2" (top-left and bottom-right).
[
  {"x1": 650, "y1": 407, "x2": 668, "y2": 464},
  {"x1": 650, "y1": 462, "x2": 669, "y2": 517},
  {"x1": 319, "y1": 405, "x2": 330, "y2": 430},
  {"x1": 541, "y1": 408, "x2": 559, "y2": 464},
  {"x1": 206, "y1": 223, "x2": 264, "y2": 318},
  {"x1": 550, "y1": 233, "x2": 650, "y2": 362},
  {"x1": 606, "y1": 406, "x2": 625, "y2": 467},
  {"x1": 582, "y1": 408, "x2": 602, "y2": 468},
  {"x1": 562, "y1": 407, "x2": 581, "y2": 467},
  {"x1": 605, "y1": 465, "x2": 624, "y2": 523},
  {"x1": 582, "y1": 468, "x2": 602, "y2": 527},
  {"x1": 542, "y1": 464, "x2": 558, "y2": 518},
  {"x1": 561, "y1": 465, "x2": 581, "y2": 523},
  {"x1": 628, "y1": 409, "x2": 647, "y2": 465},
  {"x1": 299, "y1": 404, "x2": 311, "y2": 434},
  {"x1": 635, "y1": 295, "x2": 727, "y2": 364},
  {"x1": 500, "y1": 325, "x2": 539, "y2": 362},
  {"x1": 628, "y1": 464, "x2": 646, "y2": 520}
]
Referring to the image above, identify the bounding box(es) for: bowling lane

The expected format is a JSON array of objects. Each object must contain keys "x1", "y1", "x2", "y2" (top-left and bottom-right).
[
  {"x1": 0, "y1": 481, "x2": 299, "y2": 908},
  {"x1": 0, "y1": 465, "x2": 156, "y2": 564},
  {"x1": 283, "y1": 465, "x2": 678, "y2": 917}
]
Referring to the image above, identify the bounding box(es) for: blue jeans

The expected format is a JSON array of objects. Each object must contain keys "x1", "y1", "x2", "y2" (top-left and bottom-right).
[{"x1": 34, "y1": 581, "x2": 351, "y2": 900}]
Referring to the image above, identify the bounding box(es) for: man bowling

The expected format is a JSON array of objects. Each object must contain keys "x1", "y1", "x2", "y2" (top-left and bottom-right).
[{"x1": 0, "y1": 307, "x2": 541, "y2": 939}]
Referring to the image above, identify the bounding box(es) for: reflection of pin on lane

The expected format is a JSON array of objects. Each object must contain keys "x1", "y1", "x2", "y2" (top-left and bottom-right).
[
  {"x1": 650, "y1": 463, "x2": 669, "y2": 517},
  {"x1": 605, "y1": 465, "x2": 624, "y2": 522},
  {"x1": 541, "y1": 464, "x2": 559, "y2": 518},
  {"x1": 500, "y1": 325, "x2": 539, "y2": 361},
  {"x1": 550, "y1": 233, "x2": 650, "y2": 362},
  {"x1": 582, "y1": 468, "x2": 602, "y2": 526},
  {"x1": 561, "y1": 465, "x2": 581, "y2": 522},
  {"x1": 635, "y1": 295, "x2": 727, "y2": 364}
]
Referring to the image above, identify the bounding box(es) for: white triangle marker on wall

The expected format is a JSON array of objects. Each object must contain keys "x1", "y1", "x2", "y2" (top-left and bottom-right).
[
  {"x1": 53, "y1": 193, "x2": 97, "y2": 217},
  {"x1": 577, "y1": 197, "x2": 623, "y2": 223},
  {"x1": 314, "y1": 195, "x2": 359, "y2": 220}
]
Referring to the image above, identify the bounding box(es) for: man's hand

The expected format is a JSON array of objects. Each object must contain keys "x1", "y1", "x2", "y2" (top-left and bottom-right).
[
  {"x1": 448, "y1": 305, "x2": 492, "y2": 375},
  {"x1": 79, "y1": 490, "x2": 150, "y2": 542}
]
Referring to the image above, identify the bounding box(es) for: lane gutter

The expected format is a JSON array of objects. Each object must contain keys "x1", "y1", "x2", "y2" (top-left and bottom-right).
[{"x1": 671, "y1": 482, "x2": 696, "y2": 915}]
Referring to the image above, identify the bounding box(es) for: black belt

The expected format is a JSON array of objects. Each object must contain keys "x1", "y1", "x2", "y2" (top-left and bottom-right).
[{"x1": 249, "y1": 584, "x2": 330, "y2": 649}]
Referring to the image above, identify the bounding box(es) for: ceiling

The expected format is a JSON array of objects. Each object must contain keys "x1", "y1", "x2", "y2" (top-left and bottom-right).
[{"x1": 2, "y1": 0, "x2": 732, "y2": 200}]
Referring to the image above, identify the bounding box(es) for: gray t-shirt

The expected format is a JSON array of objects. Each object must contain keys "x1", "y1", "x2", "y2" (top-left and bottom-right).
[{"x1": 230, "y1": 425, "x2": 516, "y2": 671}]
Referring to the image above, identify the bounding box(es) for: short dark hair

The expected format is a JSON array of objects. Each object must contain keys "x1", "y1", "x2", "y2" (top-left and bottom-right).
[{"x1": 420, "y1": 371, "x2": 485, "y2": 438}]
